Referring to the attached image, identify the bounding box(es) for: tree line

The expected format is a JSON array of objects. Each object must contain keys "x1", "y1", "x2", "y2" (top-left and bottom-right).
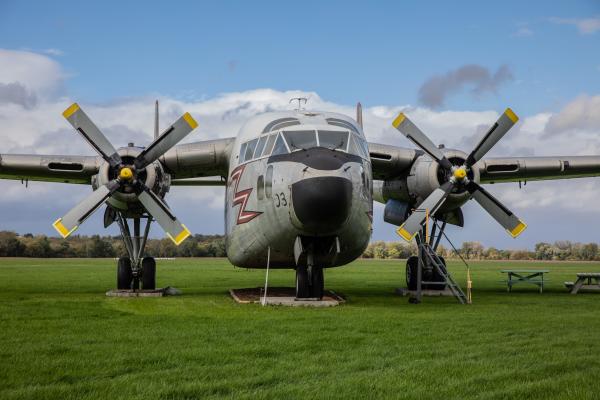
[
  {"x1": 364, "y1": 240, "x2": 600, "y2": 261},
  {"x1": 0, "y1": 231, "x2": 226, "y2": 258},
  {"x1": 1, "y1": 231, "x2": 599, "y2": 261}
]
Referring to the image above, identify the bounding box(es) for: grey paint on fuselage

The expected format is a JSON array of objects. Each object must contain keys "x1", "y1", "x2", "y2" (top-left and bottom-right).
[{"x1": 223, "y1": 111, "x2": 373, "y2": 269}]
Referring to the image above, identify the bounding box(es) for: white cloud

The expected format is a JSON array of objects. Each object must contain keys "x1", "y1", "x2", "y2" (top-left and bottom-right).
[
  {"x1": 43, "y1": 48, "x2": 64, "y2": 56},
  {"x1": 1, "y1": 49, "x2": 600, "y2": 243},
  {"x1": 512, "y1": 23, "x2": 534, "y2": 37},
  {"x1": 549, "y1": 16, "x2": 600, "y2": 35},
  {"x1": 0, "y1": 49, "x2": 65, "y2": 97}
]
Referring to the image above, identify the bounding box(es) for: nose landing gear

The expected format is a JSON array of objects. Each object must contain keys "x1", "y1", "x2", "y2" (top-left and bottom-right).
[
  {"x1": 295, "y1": 264, "x2": 324, "y2": 299},
  {"x1": 293, "y1": 236, "x2": 339, "y2": 300}
]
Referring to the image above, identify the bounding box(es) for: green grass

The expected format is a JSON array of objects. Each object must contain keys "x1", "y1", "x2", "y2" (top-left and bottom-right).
[{"x1": 0, "y1": 258, "x2": 599, "y2": 400}]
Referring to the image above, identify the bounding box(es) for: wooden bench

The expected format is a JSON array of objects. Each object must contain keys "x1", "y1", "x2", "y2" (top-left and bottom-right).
[
  {"x1": 500, "y1": 270, "x2": 549, "y2": 293},
  {"x1": 565, "y1": 273, "x2": 600, "y2": 294}
]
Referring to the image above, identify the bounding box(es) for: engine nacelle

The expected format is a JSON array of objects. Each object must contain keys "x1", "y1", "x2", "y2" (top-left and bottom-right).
[
  {"x1": 92, "y1": 146, "x2": 171, "y2": 215},
  {"x1": 383, "y1": 199, "x2": 410, "y2": 226},
  {"x1": 406, "y1": 149, "x2": 479, "y2": 214}
]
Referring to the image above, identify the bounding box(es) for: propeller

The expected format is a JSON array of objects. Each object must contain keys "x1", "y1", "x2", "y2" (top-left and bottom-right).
[
  {"x1": 52, "y1": 103, "x2": 198, "y2": 245},
  {"x1": 392, "y1": 108, "x2": 526, "y2": 241}
]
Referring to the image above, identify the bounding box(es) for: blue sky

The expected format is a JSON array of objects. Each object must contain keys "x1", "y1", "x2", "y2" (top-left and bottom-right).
[
  {"x1": 0, "y1": 1, "x2": 599, "y2": 249},
  {"x1": 1, "y1": 0, "x2": 598, "y2": 113}
]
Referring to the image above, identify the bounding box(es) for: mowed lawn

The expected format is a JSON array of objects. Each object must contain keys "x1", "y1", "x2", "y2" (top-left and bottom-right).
[{"x1": 0, "y1": 258, "x2": 599, "y2": 400}]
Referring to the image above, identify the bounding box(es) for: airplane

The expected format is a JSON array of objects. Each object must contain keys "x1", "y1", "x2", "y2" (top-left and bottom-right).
[{"x1": 1, "y1": 99, "x2": 600, "y2": 299}]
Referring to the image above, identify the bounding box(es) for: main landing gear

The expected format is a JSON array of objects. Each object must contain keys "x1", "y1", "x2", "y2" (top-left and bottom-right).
[{"x1": 111, "y1": 211, "x2": 156, "y2": 290}]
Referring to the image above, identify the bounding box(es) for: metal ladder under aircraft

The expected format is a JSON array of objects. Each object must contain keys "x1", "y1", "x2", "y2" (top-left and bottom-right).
[{"x1": 419, "y1": 241, "x2": 467, "y2": 304}]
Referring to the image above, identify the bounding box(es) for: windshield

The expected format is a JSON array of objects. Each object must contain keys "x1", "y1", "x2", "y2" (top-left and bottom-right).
[
  {"x1": 283, "y1": 130, "x2": 317, "y2": 151},
  {"x1": 318, "y1": 130, "x2": 348, "y2": 151},
  {"x1": 243, "y1": 138, "x2": 258, "y2": 162}
]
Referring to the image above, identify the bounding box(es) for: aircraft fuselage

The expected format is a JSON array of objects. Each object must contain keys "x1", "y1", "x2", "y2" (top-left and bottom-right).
[{"x1": 223, "y1": 111, "x2": 373, "y2": 269}]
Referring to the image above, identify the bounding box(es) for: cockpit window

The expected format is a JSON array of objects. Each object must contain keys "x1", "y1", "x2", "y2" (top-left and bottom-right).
[
  {"x1": 283, "y1": 130, "x2": 317, "y2": 152},
  {"x1": 254, "y1": 135, "x2": 268, "y2": 159},
  {"x1": 318, "y1": 130, "x2": 349, "y2": 151},
  {"x1": 262, "y1": 134, "x2": 277, "y2": 157},
  {"x1": 350, "y1": 134, "x2": 369, "y2": 159},
  {"x1": 239, "y1": 142, "x2": 247, "y2": 161},
  {"x1": 243, "y1": 138, "x2": 258, "y2": 162},
  {"x1": 271, "y1": 133, "x2": 289, "y2": 155},
  {"x1": 348, "y1": 134, "x2": 360, "y2": 156}
]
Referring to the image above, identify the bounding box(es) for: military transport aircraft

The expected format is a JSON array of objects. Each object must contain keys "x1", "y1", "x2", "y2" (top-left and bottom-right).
[{"x1": 1, "y1": 101, "x2": 599, "y2": 299}]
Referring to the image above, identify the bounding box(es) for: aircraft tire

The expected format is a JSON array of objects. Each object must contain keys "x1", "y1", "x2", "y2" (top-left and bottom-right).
[
  {"x1": 295, "y1": 265, "x2": 310, "y2": 298},
  {"x1": 406, "y1": 256, "x2": 418, "y2": 290},
  {"x1": 117, "y1": 257, "x2": 133, "y2": 290},
  {"x1": 141, "y1": 257, "x2": 156, "y2": 290},
  {"x1": 310, "y1": 267, "x2": 324, "y2": 299}
]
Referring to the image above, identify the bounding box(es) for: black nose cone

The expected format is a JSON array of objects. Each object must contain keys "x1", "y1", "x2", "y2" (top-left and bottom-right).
[{"x1": 291, "y1": 176, "x2": 353, "y2": 233}]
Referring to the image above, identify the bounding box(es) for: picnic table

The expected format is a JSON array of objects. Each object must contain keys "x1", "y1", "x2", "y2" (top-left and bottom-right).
[
  {"x1": 564, "y1": 273, "x2": 600, "y2": 294},
  {"x1": 500, "y1": 270, "x2": 549, "y2": 293}
]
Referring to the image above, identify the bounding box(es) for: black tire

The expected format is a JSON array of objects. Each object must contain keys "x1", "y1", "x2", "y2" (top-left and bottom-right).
[
  {"x1": 310, "y1": 267, "x2": 324, "y2": 299},
  {"x1": 429, "y1": 256, "x2": 447, "y2": 290},
  {"x1": 117, "y1": 257, "x2": 133, "y2": 290},
  {"x1": 141, "y1": 257, "x2": 156, "y2": 290},
  {"x1": 406, "y1": 256, "x2": 418, "y2": 290},
  {"x1": 295, "y1": 265, "x2": 310, "y2": 298}
]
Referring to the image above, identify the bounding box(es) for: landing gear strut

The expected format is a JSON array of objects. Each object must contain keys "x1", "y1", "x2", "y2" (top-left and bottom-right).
[
  {"x1": 295, "y1": 245, "x2": 324, "y2": 299},
  {"x1": 114, "y1": 212, "x2": 156, "y2": 291}
]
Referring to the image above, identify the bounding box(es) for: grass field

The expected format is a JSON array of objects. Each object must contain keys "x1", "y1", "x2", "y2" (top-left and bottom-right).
[{"x1": 0, "y1": 258, "x2": 599, "y2": 399}]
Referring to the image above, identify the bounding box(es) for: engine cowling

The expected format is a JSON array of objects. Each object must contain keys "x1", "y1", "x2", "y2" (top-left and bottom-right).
[
  {"x1": 93, "y1": 146, "x2": 171, "y2": 215},
  {"x1": 407, "y1": 149, "x2": 479, "y2": 214}
]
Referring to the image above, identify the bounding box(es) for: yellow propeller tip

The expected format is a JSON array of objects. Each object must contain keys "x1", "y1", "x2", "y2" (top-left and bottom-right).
[
  {"x1": 53, "y1": 218, "x2": 77, "y2": 238},
  {"x1": 505, "y1": 107, "x2": 519, "y2": 123},
  {"x1": 392, "y1": 113, "x2": 406, "y2": 128},
  {"x1": 168, "y1": 225, "x2": 192, "y2": 246},
  {"x1": 62, "y1": 103, "x2": 80, "y2": 119},
  {"x1": 396, "y1": 226, "x2": 415, "y2": 242},
  {"x1": 509, "y1": 221, "x2": 527, "y2": 238},
  {"x1": 183, "y1": 112, "x2": 199, "y2": 129}
]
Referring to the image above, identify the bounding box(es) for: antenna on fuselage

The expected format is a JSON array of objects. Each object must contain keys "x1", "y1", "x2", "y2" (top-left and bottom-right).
[
  {"x1": 289, "y1": 97, "x2": 308, "y2": 111},
  {"x1": 356, "y1": 102, "x2": 363, "y2": 128},
  {"x1": 154, "y1": 100, "x2": 159, "y2": 139}
]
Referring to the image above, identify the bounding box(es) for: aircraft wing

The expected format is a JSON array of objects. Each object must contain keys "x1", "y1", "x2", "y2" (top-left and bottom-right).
[
  {"x1": 0, "y1": 154, "x2": 100, "y2": 184},
  {"x1": 161, "y1": 138, "x2": 234, "y2": 182},
  {"x1": 476, "y1": 156, "x2": 600, "y2": 183},
  {"x1": 0, "y1": 138, "x2": 235, "y2": 185},
  {"x1": 367, "y1": 142, "x2": 419, "y2": 179}
]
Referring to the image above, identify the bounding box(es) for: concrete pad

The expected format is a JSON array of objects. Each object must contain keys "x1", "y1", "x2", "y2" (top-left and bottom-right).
[
  {"x1": 230, "y1": 287, "x2": 345, "y2": 307},
  {"x1": 105, "y1": 286, "x2": 181, "y2": 297}
]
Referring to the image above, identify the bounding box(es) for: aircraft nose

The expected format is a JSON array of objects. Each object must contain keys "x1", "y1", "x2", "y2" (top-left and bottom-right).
[{"x1": 291, "y1": 176, "x2": 353, "y2": 233}]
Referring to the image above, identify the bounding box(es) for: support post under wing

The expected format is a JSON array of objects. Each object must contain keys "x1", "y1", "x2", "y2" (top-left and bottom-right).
[{"x1": 477, "y1": 156, "x2": 600, "y2": 183}]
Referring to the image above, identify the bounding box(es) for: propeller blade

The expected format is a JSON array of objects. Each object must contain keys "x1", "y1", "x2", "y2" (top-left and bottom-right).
[
  {"x1": 135, "y1": 112, "x2": 198, "y2": 170},
  {"x1": 62, "y1": 103, "x2": 122, "y2": 167},
  {"x1": 465, "y1": 108, "x2": 519, "y2": 167},
  {"x1": 466, "y1": 181, "x2": 527, "y2": 237},
  {"x1": 137, "y1": 188, "x2": 191, "y2": 245},
  {"x1": 392, "y1": 112, "x2": 453, "y2": 170},
  {"x1": 53, "y1": 180, "x2": 121, "y2": 238},
  {"x1": 396, "y1": 182, "x2": 454, "y2": 241}
]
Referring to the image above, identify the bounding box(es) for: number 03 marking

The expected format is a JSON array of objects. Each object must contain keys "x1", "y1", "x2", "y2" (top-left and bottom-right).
[{"x1": 275, "y1": 192, "x2": 287, "y2": 208}]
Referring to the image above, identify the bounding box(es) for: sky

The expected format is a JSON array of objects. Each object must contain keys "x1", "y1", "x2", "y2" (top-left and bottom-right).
[{"x1": 0, "y1": 0, "x2": 599, "y2": 249}]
